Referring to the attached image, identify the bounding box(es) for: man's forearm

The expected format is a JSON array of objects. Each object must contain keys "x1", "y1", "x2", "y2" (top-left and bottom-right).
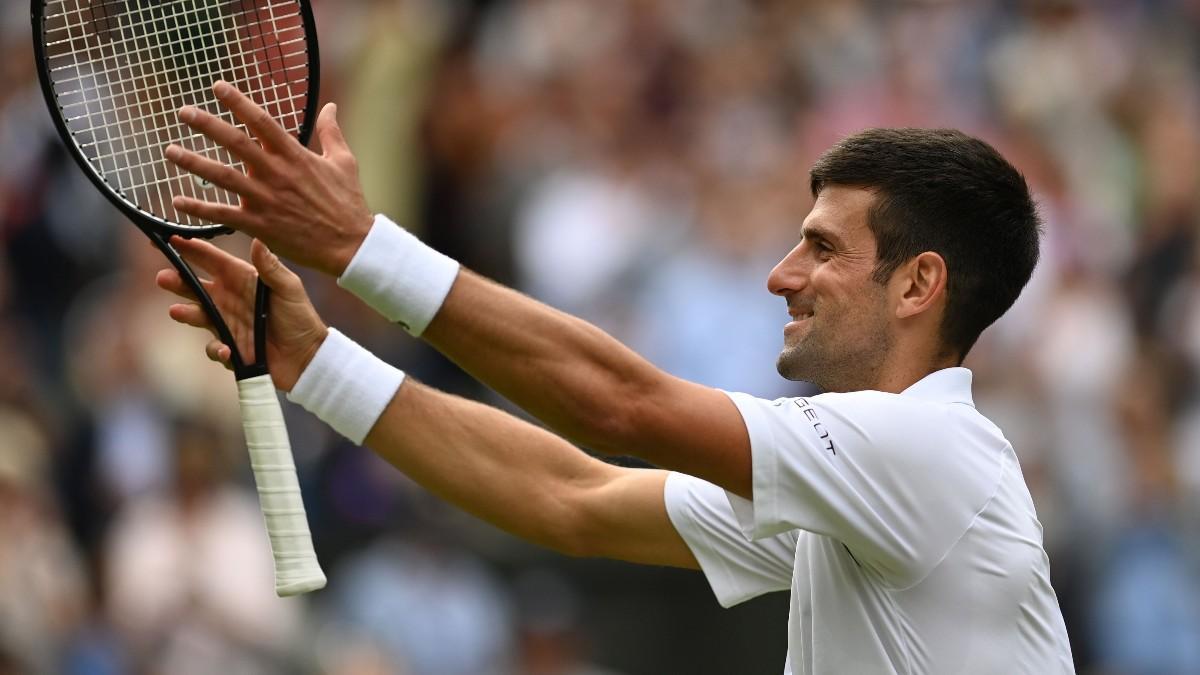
[
  {"x1": 421, "y1": 270, "x2": 669, "y2": 454},
  {"x1": 365, "y1": 377, "x2": 607, "y2": 553},
  {"x1": 363, "y1": 378, "x2": 697, "y2": 568}
]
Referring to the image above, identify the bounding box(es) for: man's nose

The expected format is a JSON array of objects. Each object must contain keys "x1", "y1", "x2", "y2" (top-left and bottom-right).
[{"x1": 767, "y1": 243, "x2": 810, "y2": 297}]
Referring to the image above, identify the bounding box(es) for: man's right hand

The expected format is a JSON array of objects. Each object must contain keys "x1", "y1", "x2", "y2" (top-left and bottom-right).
[
  {"x1": 155, "y1": 237, "x2": 328, "y2": 392},
  {"x1": 164, "y1": 81, "x2": 374, "y2": 278}
]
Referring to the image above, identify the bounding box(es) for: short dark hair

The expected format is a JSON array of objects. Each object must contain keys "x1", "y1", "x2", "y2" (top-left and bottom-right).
[{"x1": 809, "y1": 128, "x2": 1041, "y2": 360}]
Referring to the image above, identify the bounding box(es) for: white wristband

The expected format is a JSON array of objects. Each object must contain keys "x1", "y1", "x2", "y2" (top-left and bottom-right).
[
  {"x1": 337, "y1": 214, "x2": 461, "y2": 336},
  {"x1": 286, "y1": 328, "x2": 406, "y2": 445}
]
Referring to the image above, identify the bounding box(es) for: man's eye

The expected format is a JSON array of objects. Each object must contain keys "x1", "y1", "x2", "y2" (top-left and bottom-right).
[{"x1": 800, "y1": 232, "x2": 833, "y2": 256}]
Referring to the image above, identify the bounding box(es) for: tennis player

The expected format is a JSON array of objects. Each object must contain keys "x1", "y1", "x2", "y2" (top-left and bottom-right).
[{"x1": 158, "y1": 82, "x2": 1074, "y2": 674}]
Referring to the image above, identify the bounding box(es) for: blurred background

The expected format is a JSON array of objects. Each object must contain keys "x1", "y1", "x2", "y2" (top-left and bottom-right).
[{"x1": 4, "y1": 0, "x2": 1200, "y2": 673}]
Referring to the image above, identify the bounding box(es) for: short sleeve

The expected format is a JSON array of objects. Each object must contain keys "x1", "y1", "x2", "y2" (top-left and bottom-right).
[
  {"x1": 723, "y1": 390, "x2": 1002, "y2": 587},
  {"x1": 664, "y1": 472, "x2": 796, "y2": 607}
]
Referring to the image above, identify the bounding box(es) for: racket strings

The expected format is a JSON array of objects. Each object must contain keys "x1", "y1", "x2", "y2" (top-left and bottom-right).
[
  {"x1": 61, "y1": 78, "x2": 304, "y2": 150},
  {"x1": 79, "y1": 92, "x2": 309, "y2": 174},
  {"x1": 66, "y1": 3, "x2": 294, "y2": 199},
  {"x1": 81, "y1": 1, "x2": 242, "y2": 221},
  {"x1": 43, "y1": 0, "x2": 299, "y2": 44},
  {"x1": 42, "y1": 0, "x2": 312, "y2": 229},
  {"x1": 50, "y1": 0, "x2": 234, "y2": 226},
  {"x1": 127, "y1": 0, "x2": 295, "y2": 220}
]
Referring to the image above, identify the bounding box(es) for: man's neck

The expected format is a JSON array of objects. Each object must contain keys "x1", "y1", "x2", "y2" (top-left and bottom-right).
[{"x1": 870, "y1": 351, "x2": 960, "y2": 394}]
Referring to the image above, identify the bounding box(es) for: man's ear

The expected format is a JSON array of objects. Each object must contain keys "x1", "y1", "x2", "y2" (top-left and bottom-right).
[{"x1": 893, "y1": 251, "x2": 948, "y2": 320}]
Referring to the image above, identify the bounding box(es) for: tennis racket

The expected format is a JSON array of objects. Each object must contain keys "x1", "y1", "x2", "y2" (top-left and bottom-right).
[{"x1": 33, "y1": 0, "x2": 326, "y2": 596}]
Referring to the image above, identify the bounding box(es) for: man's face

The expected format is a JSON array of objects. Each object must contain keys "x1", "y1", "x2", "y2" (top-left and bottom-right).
[{"x1": 769, "y1": 185, "x2": 894, "y2": 392}]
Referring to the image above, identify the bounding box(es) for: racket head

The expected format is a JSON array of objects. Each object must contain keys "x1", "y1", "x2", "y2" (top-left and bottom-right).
[{"x1": 32, "y1": 0, "x2": 321, "y2": 239}]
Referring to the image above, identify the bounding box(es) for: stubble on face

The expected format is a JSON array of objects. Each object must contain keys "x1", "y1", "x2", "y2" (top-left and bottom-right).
[
  {"x1": 771, "y1": 185, "x2": 896, "y2": 392},
  {"x1": 775, "y1": 284, "x2": 894, "y2": 393}
]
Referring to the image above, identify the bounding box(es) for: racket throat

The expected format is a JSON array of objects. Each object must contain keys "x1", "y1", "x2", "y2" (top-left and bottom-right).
[{"x1": 149, "y1": 230, "x2": 269, "y2": 380}]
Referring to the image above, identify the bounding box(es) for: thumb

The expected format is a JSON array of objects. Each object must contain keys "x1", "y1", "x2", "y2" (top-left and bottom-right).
[
  {"x1": 316, "y1": 103, "x2": 349, "y2": 158},
  {"x1": 250, "y1": 239, "x2": 301, "y2": 296}
]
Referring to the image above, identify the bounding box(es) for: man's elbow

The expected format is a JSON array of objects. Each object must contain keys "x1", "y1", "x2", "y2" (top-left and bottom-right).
[
  {"x1": 534, "y1": 478, "x2": 623, "y2": 560},
  {"x1": 534, "y1": 515, "x2": 604, "y2": 560},
  {"x1": 550, "y1": 530, "x2": 597, "y2": 559},
  {"x1": 518, "y1": 488, "x2": 605, "y2": 559},
  {"x1": 572, "y1": 380, "x2": 667, "y2": 459},
  {"x1": 574, "y1": 409, "x2": 637, "y2": 458}
]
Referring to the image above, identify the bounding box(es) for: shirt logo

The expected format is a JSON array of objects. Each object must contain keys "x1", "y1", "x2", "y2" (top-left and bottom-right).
[{"x1": 794, "y1": 398, "x2": 836, "y2": 455}]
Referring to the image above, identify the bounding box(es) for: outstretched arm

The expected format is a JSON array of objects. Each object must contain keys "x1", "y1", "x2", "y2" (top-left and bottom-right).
[
  {"x1": 368, "y1": 377, "x2": 694, "y2": 566},
  {"x1": 157, "y1": 238, "x2": 698, "y2": 568},
  {"x1": 422, "y1": 271, "x2": 751, "y2": 497},
  {"x1": 166, "y1": 82, "x2": 751, "y2": 497}
]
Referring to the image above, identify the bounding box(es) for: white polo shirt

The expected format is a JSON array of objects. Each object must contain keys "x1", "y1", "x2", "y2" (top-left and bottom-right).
[{"x1": 664, "y1": 367, "x2": 1074, "y2": 674}]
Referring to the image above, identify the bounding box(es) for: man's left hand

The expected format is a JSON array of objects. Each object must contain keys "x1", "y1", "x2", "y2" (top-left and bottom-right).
[{"x1": 165, "y1": 81, "x2": 374, "y2": 278}]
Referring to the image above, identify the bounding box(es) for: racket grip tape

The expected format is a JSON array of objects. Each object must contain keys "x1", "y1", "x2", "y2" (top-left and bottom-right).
[{"x1": 237, "y1": 374, "x2": 327, "y2": 596}]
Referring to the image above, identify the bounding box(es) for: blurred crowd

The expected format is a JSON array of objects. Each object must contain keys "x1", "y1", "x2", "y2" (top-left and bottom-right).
[{"x1": 3, "y1": 0, "x2": 1200, "y2": 673}]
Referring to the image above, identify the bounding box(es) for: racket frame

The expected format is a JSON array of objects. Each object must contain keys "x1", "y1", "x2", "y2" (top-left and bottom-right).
[
  {"x1": 31, "y1": 0, "x2": 322, "y2": 381},
  {"x1": 32, "y1": 0, "x2": 328, "y2": 596}
]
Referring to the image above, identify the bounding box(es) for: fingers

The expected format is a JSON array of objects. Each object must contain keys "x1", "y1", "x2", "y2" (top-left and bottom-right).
[
  {"x1": 165, "y1": 298, "x2": 233, "y2": 370},
  {"x1": 168, "y1": 302, "x2": 215, "y2": 330},
  {"x1": 175, "y1": 105, "x2": 271, "y2": 170},
  {"x1": 170, "y1": 236, "x2": 256, "y2": 279},
  {"x1": 249, "y1": 239, "x2": 303, "y2": 297},
  {"x1": 316, "y1": 103, "x2": 349, "y2": 158},
  {"x1": 155, "y1": 268, "x2": 215, "y2": 301},
  {"x1": 212, "y1": 81, "x2": 299, "y2": 156},
  {"x1": 168, "y1": 300, "x2": 237, "y2": 370},
  {"x1": 171, "y1": 197, "x2": 261, "y2": 234},
  {"x1": 205, "y1": 339, "x2": 233, "y2": 366},
  {"x1": 164, "y1": 145, "x2": 263, "y2": 200}
]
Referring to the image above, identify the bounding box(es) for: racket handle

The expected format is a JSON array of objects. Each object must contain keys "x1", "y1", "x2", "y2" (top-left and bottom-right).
[{"x1": 237, "y1": 374, "x2": 327, "y2": 596}]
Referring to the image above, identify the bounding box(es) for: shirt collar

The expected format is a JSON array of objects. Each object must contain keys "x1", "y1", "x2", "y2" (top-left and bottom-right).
[{"x1": 899, "y1": 367, "x2": 975, "y2": 406}]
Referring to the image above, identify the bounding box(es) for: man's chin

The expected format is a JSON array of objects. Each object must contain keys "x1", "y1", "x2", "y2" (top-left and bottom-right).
[
  {"x1": 776, "y1": 347, "x2": 812, "y2": 382},
  {"x1": 777, "y1": 345, "x2": 838, "y2": 391}
]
